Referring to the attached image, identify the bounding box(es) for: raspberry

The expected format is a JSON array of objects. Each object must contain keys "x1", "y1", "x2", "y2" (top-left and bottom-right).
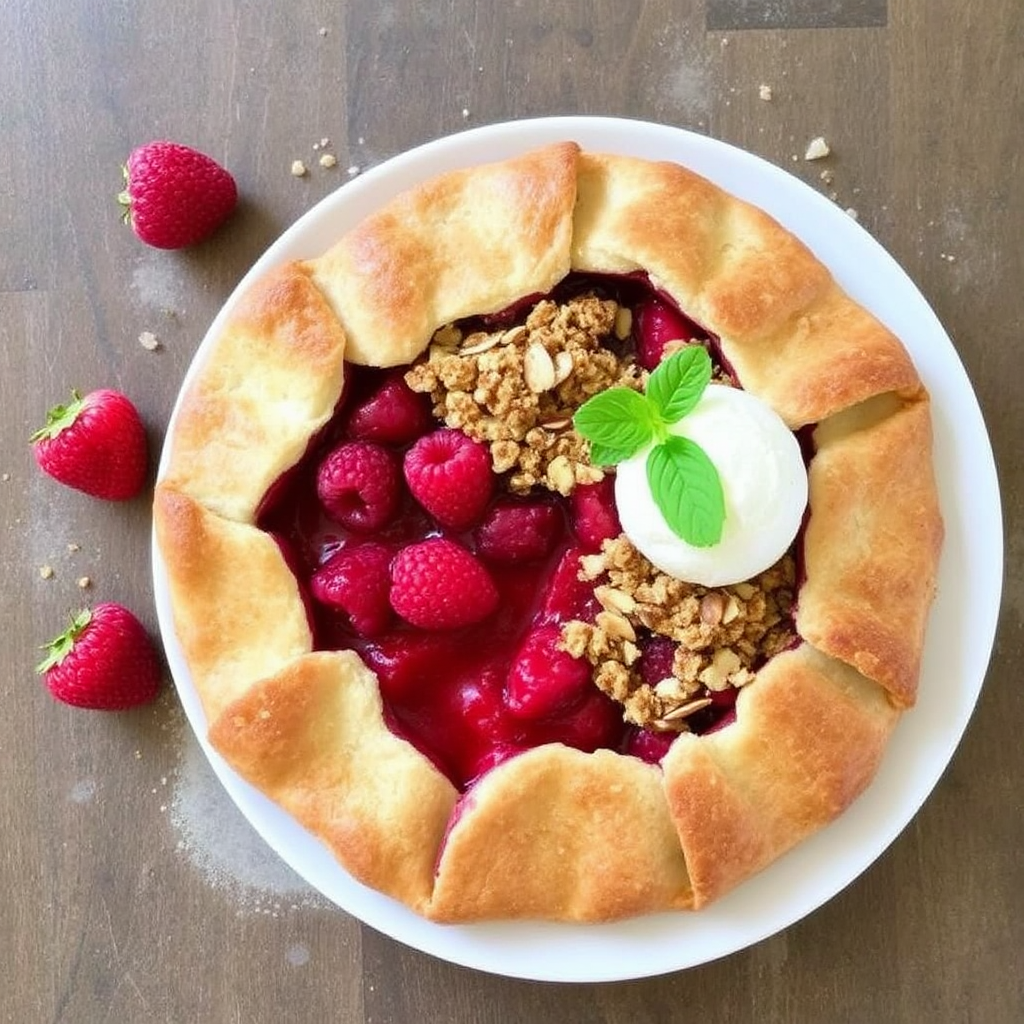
[
  {"x1": 570, "y1": 477, "x2": 622, "y2": 552},
  {"x1": 346, "y1": 370, "x2": 433, "y2": 445},
  {"x1": 403, "y1": 428, "x2": 494, "y2": 530},
  {"x1": 538, "y1": 546, "x2": 600, "y2": 624},
  {"x1": 309, "y1": 543, "x2": 393, "y2": 637},
  {"x1": 389, "y1": 538, "x2": 499, "y2": 630},
  {"x1": 363, "y1": 633, "x2": 461, "y2": 703},
  {"x1": 474, "y1": 498, "x2": 563, "y2": 563},
  {"x1": 634, "y1": 297, "x2": 694, "y2": 370},
  {"x1": 623, "y1": 727, "x2": 678, "y2": 764},
  {"x1": 637, "y1": 636, "x2": 678, "y2": 687},
  {"x1": 536, "y1": 688, "x2": 622, "y2": 753},
  {"x1": 316, "y1": 441, "x2": 402, "y2": 533},
  {"x1": 505, "y1": 625, "x2": 591, "y2": 719}
]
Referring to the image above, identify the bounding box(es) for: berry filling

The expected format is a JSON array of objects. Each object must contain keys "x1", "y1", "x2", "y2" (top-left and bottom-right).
[{"x1": 257, "y1": 273, "x2": 802, "y2": 791}]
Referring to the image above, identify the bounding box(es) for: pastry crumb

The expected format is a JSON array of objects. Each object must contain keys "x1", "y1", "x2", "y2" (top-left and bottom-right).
[
  {"x1": 77, "y1": 576, "x2": 91, "y2": 589},
  {"x1": 318, "y1": 26, "x2": 328, "y2": 36},
  {"x1": 39, "y1": 565, "x2": 54, "y2": 580},
  {"x1": 1, "y1": 473, "x2": 9, "y2": 482},
  {"x1": 319, "y1": 153, "x2": 337, "y2": 169},
  {"x1": 758, "y1": 84, "x2": 773, "y2": 101},
  {"x1": 819, "y1": 169, "x2": 834, "y2": 186},
  {"x1": 845, "y1": 207, "x2": 860, "y2": 220},
  {"x1": 290, "y1": 160, "x2": 308, "y2": 177},
  {"x1": 346, "y1": 165, "x2": 361, "y2": 177},
  {"x1": 804, "y1": 136, "x2": 831, "y2": 160},
  {"x1": 67, "y1": 542, "x2": 80, "y2": 553},
  {"x1": 461, "y1": 108, "x2": 470, "y2": 118},
  {"x1": 138, "y1": 330, "x2": 161, "y2": 351}
]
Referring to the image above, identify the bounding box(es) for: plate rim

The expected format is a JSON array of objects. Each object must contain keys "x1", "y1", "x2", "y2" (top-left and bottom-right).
[{"x1": 152, "y1": 115, "x2": 1003, "y2": 983}]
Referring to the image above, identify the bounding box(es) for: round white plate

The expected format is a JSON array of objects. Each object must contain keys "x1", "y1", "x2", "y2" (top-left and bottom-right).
[{"x1": 153, "y1": 116, "x2": 1002, "y2": 982}]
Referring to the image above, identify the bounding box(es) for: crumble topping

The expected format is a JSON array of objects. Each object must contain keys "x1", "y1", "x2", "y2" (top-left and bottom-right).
[
  {"x1": 560, "y1": 535, "x2": 797, "y2": 731},
  {"x1": 405, "y1": 294, "x2": 644, "y2": 494}
]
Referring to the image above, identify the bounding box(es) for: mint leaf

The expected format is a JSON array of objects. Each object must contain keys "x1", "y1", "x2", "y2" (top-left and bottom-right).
[
  {"x1": 573, "y1": 388, "x2": 657, "y2": 464},
  {"x1": 646, "y1": 346, "x2": 712, "y2": 424},
  {"x1": 646, "y1": 434, "x2": 725, "y2": 547}
]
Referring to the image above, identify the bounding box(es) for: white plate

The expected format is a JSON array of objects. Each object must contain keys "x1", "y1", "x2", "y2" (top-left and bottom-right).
[{"x1": 153, "y1": 116, "x2": 1003, "y2": 982}]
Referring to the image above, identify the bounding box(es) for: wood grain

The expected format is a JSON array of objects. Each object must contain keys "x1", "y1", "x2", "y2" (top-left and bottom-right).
[{"x1": 2, "y1": 0, "x2": 1022, "y2": 1021}]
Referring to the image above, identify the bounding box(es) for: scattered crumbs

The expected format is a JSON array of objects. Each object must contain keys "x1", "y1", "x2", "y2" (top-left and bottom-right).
[
  {"x1": 804, "y1": 136, "x2": 831, "y2": 161},
  {"x1": 845, "y1": 207, "x2": 860, "y2": 221},
  {"x1": 819, "y1": 169, "x2": 835, "y2": 186},
  {"x1": 357, "y1": 136, "x2": 365, "y2": 145},
  {"x1": 39, "y1": 565, "x2": 54, "y2": 580},
  {"x1": 67, "y1": 542, "x2": 80, "y2": 553},
  {"x1": 318, "y1": 26, "x2": 328, "y2": 37},
  {"x1": 346, "y1": 165, "x2": 361, "y2": 177},
  {"x1": 320, "y1": 137, "x2": 330, "y2": 148},
  {"x1": 134, "y1": 749, "x2": 143, "y2": 760},
  {"x1": 758, "y1": 84, "x2": 773, "y2": 101},
  {"x1": 791, "y1": 154, "x2": 799, "y2": 163},
  {"x1": 477, "y1": 65, "x2": 484, "y2": 73},
  {"x1": 319, "y1": 153, "x2": 337, "y2": 169},
  {"x1": 720, "y1": 36, "x2": 729, "y2": 47},
  {"x1": 461, "y1": 107, "x2": 470, "y2": 118},
  {"x1": 139, "y1": 330, "x2": 161, "y2": 351},
  {"x1": 939, "y1": 252, "x2": 957, "y2": 262},
  {"x1": 290, "y1": 160, "x2": 308, "y2": 178},
  {"x1": 1, "y1": 473, "x2": 10, "y2": 482},
  {"x1": 77, "y1": 576, "x2": 91, "y2": 589}
]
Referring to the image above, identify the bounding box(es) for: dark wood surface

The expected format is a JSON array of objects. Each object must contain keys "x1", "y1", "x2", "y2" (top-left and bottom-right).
[{"x1": 3, "y1": 2, "x2": 1021, "y2": 1021}]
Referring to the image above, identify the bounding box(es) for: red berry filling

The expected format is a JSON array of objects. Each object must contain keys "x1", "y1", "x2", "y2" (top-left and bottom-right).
[{"x1": 258, "y1": 273, "x2": 798, "y2": 790}]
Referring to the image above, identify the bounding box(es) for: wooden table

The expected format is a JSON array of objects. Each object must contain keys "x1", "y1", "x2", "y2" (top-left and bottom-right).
[{"x1": 3, "y1": 2, "x2": 1021, "y2": 1020}]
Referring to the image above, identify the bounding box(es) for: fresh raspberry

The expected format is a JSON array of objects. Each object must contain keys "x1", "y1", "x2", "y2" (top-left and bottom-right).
[
  {"x1": 118, "y1": 141, "x2": 237, "y2": 250},
  {"x1": 624, "y1": 727, "x2": 678, "y2": 764},
  {"x1": 538, "y1": 546, "x2": 600, "y2": 624},
  {"x1": 637, "y1": 636, "x2": 678, "y2": 687},
  {"x1": 316, "y1": 441, "x2": 401, "y2": 533},
  {"x1": 403, "y1": 428, "x2": 494, "y2": 530},
  {"x1": 505, "y1": 625, "x2": 592, "y2": 719},
  {"x1": 36, "y1": 604, "x2": 162, "y2": 710},
  {"x1": 634, "y1": 297, "x2": 694, "y2": 370},
  {"x1": 570, "y1": 477, "x2": 622, "y2": 551},
  {"x1": 474, "y1": 498, "x2": 563, "y2": 563},
  {"x1": 345, "y1": 370, "x2": 433, "y2": 445},
  {"x1": 389, "y1": 538, "x2": 499, "y2": 630},
  {"x1": 309, "y1": 543, "x2": 393, "y2": 636},
  {"x1": 31, "y1": 389, "x2": 148, "y2": 501}
]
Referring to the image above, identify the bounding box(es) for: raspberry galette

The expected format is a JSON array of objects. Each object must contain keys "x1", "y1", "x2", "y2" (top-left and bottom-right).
[{"x1": 154, "y1": 142, "x2": 943, "y2": 922}]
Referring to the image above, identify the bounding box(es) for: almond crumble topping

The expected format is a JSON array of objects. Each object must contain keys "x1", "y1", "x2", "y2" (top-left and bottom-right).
[
  {"x1": 561, "y1": 535, "x2": 797, "y2": 731},
  {"x1": 405, "y1": 294, "x2": 644, "y2": 494}
]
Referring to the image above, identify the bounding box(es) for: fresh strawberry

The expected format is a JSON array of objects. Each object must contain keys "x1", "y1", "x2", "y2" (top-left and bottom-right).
[
  {"x1": 316, "y1": 441, "x2": 402, "y2": 533},
  {"x1": 403, "y1": 428, "x2": 494, "y2": 530},
  {"x1": 309, "y1": 542, "x2": 394, "y2": 636},
  {"x1": 36, "y1": 604, "x2": 162, "y2": 710},
  {"x1": 505, "y1": 625, "x2": 591, "y2": 719},
  {"x1": 31, "y1": 389, "x2": 148, "y2": 500},
  {"x1": 389, "y1": 538, "x2": 498, "y2": 630},
  {"x1": 474, "y1": 498, "x2": 563, "y2": 563},
  {"x1": 345, "y1": 371, "x2": 433, "y2": 445},
  {"x1": 118, "y1": 141, "x2": 237, "y2": 250}
]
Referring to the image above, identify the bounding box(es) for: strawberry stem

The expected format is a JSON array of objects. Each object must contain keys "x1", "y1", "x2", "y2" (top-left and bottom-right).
[
  {"x1": 35, "y1": 609, "x2": 92, "y2": 674},
  {"x1": 29, "y1": 389, "x2": 86, "y2": 443}
]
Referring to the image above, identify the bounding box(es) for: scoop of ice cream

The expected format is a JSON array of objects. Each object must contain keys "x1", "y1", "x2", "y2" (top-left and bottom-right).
[{"x1": 614, "y1": 384, "x2": 807, "y2": 587}]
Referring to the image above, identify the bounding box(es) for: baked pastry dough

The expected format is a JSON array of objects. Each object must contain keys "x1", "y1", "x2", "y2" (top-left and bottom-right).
[{"x1": 154, "y1": 142, "x2": 942, "y2": 921}]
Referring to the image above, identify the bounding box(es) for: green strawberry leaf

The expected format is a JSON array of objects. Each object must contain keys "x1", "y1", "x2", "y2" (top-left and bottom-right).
[
  {"x1": 573, "y1": 387, "x2": 658, "y2": 464},
  {"x1": 646, "y1": 345, "x2": 712, "y2": 424},
  {"x1": 646, "y1": 435, "x2": 726, "y2": 547},
  {"x1": 29, "y1": 389, "x2": 86, "y2": 443},
  {"x1": 35, "y1": 608, "x2": 92, "y2": 674}
]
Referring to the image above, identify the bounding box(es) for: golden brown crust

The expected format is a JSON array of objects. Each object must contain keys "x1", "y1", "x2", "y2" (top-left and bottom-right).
[
  {"x1": 153, "y1": 142, "x2": 942, "y2": 924},
  {"x1": 662, "y1": 644, "x2": 899, "y2": 907},
  {"x1": 162, "y1": 261, "x2": 348, "y2": 523},
  {"x1": 429, "y1": 746, "x2": 693, "y2": 922},
  {"x1": 798, "y1": 393, "x2": 944, "y2": 706},
  {"x1": 571, "y1": 152, "x2": 921, "y2": 427},
  {"x1": 306, "y1": 142, "x2": 580, "y2": 368},
  {"x1": 209, "y1": 651, "x2": 458, "y2": 913}
]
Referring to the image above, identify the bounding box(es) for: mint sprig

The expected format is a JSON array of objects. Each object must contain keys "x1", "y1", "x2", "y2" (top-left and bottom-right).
[{"x1": 572, "y1": 346, "x2": 725, "y2": 547}]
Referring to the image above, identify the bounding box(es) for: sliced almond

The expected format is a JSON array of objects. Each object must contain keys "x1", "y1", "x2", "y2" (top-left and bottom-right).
[
  {"x1": 539, "y1": 416, "x2": 572, "y2": 431},
  {"x1": 661, "y1": 697, "x2": 713, "y2": 721},
  {"x1": 595, "y1": 609, "x2": 636, "y2": 643},
  {"x1": 460, "y1": 331, "x2": 501, "y2": 356},
  {"x1": 524, "y1": 342, "x2": 556, "y2": 393},
  {"x1": 595, "y1": 585, "x2": 637, "y2": 616},
  {"x1": 501, "y1": 324, "x2": 528, "y2": 347},
  {"x1": 614, "y1": 306, "x2": 633, "y2": 340},
  {"x1": 552, "y1": 350, "x2": 574, "y2": 385}
]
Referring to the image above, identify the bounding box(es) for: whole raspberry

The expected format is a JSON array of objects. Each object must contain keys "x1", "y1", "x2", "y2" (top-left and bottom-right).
[
  {"x1": 316, "y1": 441, "x2": 401, "y2": 533},
  {"x1": 474, "y1": 498, "x2": 563, "y2": 563},
  {"x1": 346, "y1": 371, "x2": 433, "y2": 445},
  {"x1": 403, "y1": 429, "x2": 494, "y2": 530},
  {"x1": 118, "y1": 141, "x2": 237, "y2": 250},
  {"x1": 309, "y1": 543, "x2": 394, "y2": 636},
  {"x1": 389, "y1": 538, "x2": 498, "y2": 630},
  {"x1": 505, "y1": 625, "x2": 592, "y2": 719},
  {"x1": 570, "y1": 477, "x2": 622, "y2": 551}
]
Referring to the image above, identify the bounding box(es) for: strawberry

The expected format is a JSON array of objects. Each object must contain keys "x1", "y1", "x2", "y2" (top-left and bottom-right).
[
  {"x1": 36, "y1": 604, "x2": 163, "y2": 710},
  {"x1": 31, "y1": 389, "x2": 148, "y2": 500},
  {"x1": 389, "y1": 538, "x2": 499, "y2": 630},
  {"x1": 118, "y1": 141, "x2": 237, "y2": 250}
]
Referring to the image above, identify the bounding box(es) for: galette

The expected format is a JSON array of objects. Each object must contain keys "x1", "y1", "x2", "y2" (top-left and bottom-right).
[{"x1": 154, "y1": 142, "x2": 943, "y2": 922}]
